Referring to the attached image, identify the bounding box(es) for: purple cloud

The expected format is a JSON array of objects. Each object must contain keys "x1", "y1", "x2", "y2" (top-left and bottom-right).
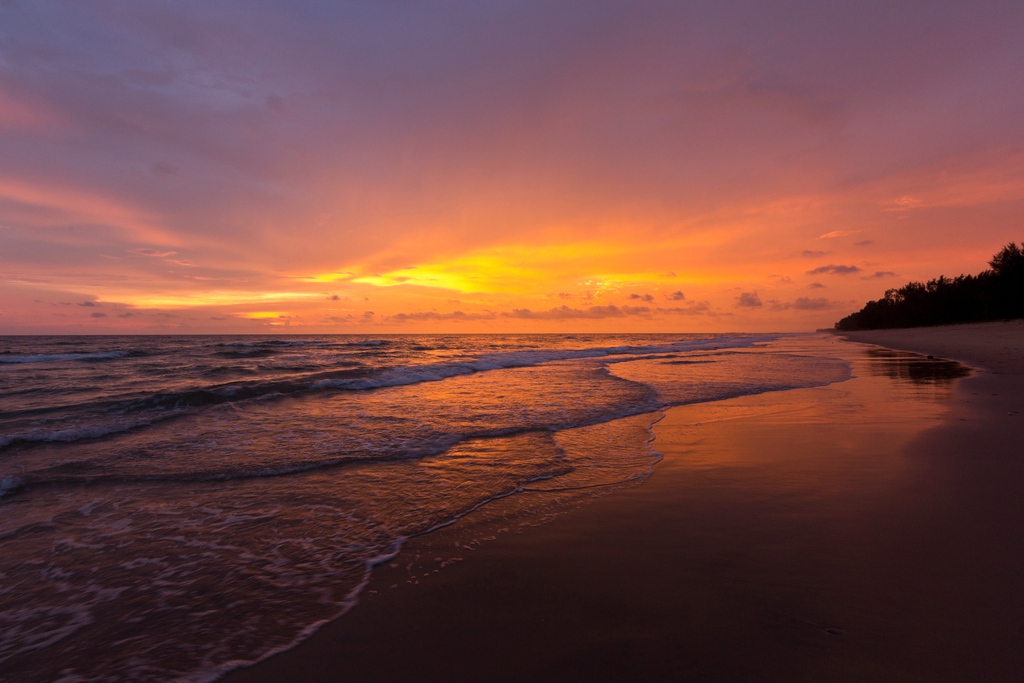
[
  {"x1": 505, "y1": 305, "x2": 650, "y2": 320},
  {"x1": 793, "y1": 297, "x2": 832, "y2": 310},
  {"x1": 770, "y1": 297, "x2": 833, "y2": 311},
  {"x1": 806, "y1": 264, "x2": 862, "y2": 275},
  {"x1": 735, "y1": 292, "x2": 763, "y2": 308}
]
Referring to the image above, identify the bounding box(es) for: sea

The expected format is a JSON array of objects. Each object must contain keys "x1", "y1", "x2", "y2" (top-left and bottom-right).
[{"x1": 0, "y1": 333, "x2": 852, "y2": 682}]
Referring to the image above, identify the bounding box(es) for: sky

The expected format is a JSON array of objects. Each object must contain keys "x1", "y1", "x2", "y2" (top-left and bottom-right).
[{"x1": 1, "y1": 1, "x2": 1023, "y2": 334}]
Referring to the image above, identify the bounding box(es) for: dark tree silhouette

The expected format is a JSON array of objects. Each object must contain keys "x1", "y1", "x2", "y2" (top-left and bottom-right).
[{"x1": 835, "y1": 242, "x2": 1024, "y2": 330}]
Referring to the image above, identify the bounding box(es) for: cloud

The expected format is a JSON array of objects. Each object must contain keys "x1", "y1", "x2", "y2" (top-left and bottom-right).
[
  {"x1": 2, "y1": 2, "x2": 1020, "y2": 333},
  {"x1": 131, "y1": 248, "x2": 178, "y2": 258},
  {"x1": 883, "y1": 196, "x2": 923, "y2": 212},
  {"x1": 507, "y1": 303, "x2": 713, "y2": 320},
  {"x1": 328, "y1": 294, "x2": 341, "y2": 300},
  {"x1": 78, "y1": 301, "x2": 97, "y2": 307},
  {"x1": 801, "y1": 250, "x2": 828, "y2": 258},
  {"x1": 769, "y1": 297, "x2": 833, "y2": 311},
  {"x1": 380, "y1": 301, "x2": 712, "y2": 324},
  {"x1": 863, "y1": 271, "x2": 897, "y2": 279},
  {"x1": 666, "y1": 290, "x2": 685, "y2": 301},
  {"x1": 853, "y1": 240, "x2": 874, "y2": 247},
  {"x1": 505, "y1": 305, "x2": 649, "y2": 320},
  {"x1": 806, "y1": 264, "x2": 862, "y2": 275},
  {"x1": 387, "y1": 310, "x2": 496, "y2": 322},
  {"x1": 127, "y1": 247, "x2": 195, "y2": 267},
  {"x1": 628, "y1": 293, "x2": 654, "y2": 302},
  {"x1": 90, "y1": 311, "x2": 107, "y2": 318},
  {"x1": 793, "y1": 297, "x2": 832, "y2": 310},
  {"x1": 657, "y1": 302, "x2": 710, "y2": 315},
  {"x1": 735, "y1": 292, "x2": 763, "y2": 308},
  {"x1": 808, "y1": 282, "x2": 825, "y2": 289},
  {"x1": 118, "y1": 312, "x2": 135, "y2": 318}
]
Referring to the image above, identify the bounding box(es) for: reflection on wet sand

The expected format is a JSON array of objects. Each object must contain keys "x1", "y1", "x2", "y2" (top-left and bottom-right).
[
  {"x1": 862, "y1": 347, "x2": 972, "y2": 385},
  {"x1": 215, "y1": 332, "x2": 1024, "y2": 683}
]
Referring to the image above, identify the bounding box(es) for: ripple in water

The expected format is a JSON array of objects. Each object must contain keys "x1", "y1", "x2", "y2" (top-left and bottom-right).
[{"x1": 0, "y1": 334, "x2": 850, "y2": 682}]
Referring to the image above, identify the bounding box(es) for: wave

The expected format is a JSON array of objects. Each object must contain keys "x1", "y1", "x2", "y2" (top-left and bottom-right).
[
  {"x1": 0, "y1": 336, "x2": 775, "y2": 453},
  {"x1": 0, "y1": 339, "x2": 858, "y2": 512},
  {"x1": 0, "y1": 351, "x2": 132, "y2": 364},
  {"x1": 0, "y1": 475, "x2": 23, "y2": 497},
  {"x1": 0, "y1": 417, "x2": 160, "y2": 450},
  {"x1": 0, "y1": 398, "x2": 670, "y2": 492},
  {"x1": 203, "y1": 365, "x2": 261, "y2": 377},
  {"x1": 315, "y1": 336, "x2": 774, "y2": 391},
  {"x1": 1, "y1": 434, "x2": 464, "y2": 492},
  {"x1": 661, "y1": 359, "x2": 715, "y2": 365},
  {"x1": 214, "y1": 339, "x2": 389, "y2": 350},
  {"x1": 214, "y1": 349, "x2": 280, "y2": 358},
  {"x1": 343, "y1": 339, "x2": 390, "y2": 347},
  {"x1": 124, "y1": 368, "x2": 372, "y2": 411}
]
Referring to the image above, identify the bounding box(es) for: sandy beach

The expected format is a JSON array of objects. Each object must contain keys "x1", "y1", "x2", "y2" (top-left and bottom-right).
[
  {"x1": 5, "y1": 5, "x2": 1022, "y2": 682},
  {"x1": 838, "y1": 320, "x2": 1024, "y2": 374},
  {"x1": 222, "y1": 324, "x2": 1024, "y2": 683}
]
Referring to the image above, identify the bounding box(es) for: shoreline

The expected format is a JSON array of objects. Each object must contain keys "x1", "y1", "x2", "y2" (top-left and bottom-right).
[
  {"x1": 221, "y1": 328, "x2": 1024, "y2": 682},
  {"x1": 834, "y1": 319, "x2": 1024, "y2": 374}
]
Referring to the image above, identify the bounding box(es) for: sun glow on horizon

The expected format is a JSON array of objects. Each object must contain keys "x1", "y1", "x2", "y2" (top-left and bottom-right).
[{"x1": 0, "y1": 2, "x2": 1021, "y2": 334}]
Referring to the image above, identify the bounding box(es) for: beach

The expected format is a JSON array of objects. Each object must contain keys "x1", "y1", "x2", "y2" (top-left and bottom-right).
[
  {"x1": 0, "y1": 333, "x2": 848, "y2": 681},
  {"x1": 4, "y1": 4, "x2": 1022, "y2": 681},
  {"x1": 839, "y1": 320, "x2": 1024, "y2": 374},
  {"x1": 222, "y1": 323, "x2": 1024, "y2": 682}
]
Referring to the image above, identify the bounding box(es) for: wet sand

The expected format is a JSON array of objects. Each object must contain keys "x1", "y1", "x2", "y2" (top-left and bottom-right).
[
  {"x1": 838, "y1": 320, "x2": 1024, "y2": 374},
  {"x1": 222, "y1": 329, "x2": 1024, "y2": 682}
]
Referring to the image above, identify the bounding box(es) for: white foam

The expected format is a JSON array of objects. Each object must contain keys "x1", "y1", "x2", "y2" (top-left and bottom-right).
[
  {"x1": 0, "y1": 419, "x2": 155, "y2": 451},
  {"x1": 311, "y1": 335, "x2": 778, "y2": 393}
]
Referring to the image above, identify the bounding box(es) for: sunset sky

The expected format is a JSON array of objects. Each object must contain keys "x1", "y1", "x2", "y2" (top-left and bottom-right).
[{"x1": 1, "y1": 1, "x2": 1022, "y2": 333}]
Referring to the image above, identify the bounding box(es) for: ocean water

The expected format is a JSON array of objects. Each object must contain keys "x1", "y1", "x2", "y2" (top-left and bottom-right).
[{"x1": 0, "y1": 334, "x2": 850, "y2": 682}]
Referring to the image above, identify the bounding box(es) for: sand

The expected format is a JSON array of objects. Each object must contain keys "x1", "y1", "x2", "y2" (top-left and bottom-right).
[
  {"x1": 837, "y1": 319, "x2": 1024, "y2": 374},
  {"x1": 221, "y1": 327, "x2": 1024, "y2": 682}
]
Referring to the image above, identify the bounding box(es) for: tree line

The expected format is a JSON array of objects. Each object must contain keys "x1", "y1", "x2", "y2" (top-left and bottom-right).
[{"x1": 834, "y1": 242, "x2": 1024, "y2": 330}]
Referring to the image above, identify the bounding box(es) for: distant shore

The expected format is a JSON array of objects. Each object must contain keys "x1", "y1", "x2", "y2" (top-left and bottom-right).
[{"x1": 222, "y1": 330, "x2": 1024, "y2": 682}]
